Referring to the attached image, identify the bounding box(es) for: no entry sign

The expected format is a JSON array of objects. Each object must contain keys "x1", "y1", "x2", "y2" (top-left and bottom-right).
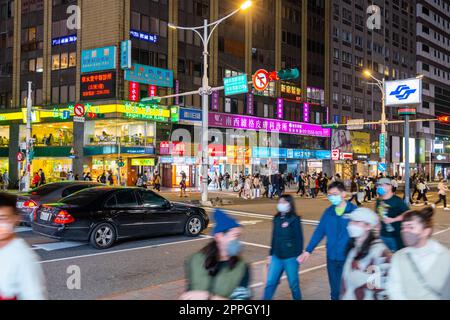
[
  {"x1": 253, "y1": 69, "x2": 270, "y2": 92},
  {"x1": 74, "y1": 104, "x2": 85, "y2": 117},
  {"x1": 17, "y1": 152, "x2": 24, "y2": 162}
]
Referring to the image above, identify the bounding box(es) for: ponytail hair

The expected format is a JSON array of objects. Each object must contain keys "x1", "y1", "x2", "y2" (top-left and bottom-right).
[{"x1": 403, "y1": 206, "x2": 435, "y2": 230}]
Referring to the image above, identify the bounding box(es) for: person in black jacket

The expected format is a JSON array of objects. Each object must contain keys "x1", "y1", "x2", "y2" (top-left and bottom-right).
[{"x1": 263, "y1": 195, "x2": 304, "y2": 300}]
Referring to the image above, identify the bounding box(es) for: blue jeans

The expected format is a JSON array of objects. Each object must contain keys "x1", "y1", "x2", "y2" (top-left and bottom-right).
[
  {"x1": 381, "y1": 236, "x2": 398, "y2": 252},
  {"x1": 263, "y1": 256, "x2": 302, "y2": 300},
  {"x1": 327, "y1": 259, "x2": 345, "y2": 300}
]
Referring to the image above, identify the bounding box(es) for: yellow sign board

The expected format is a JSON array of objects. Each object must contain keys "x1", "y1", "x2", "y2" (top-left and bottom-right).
[{"x1": 131, "y1": 158, "x2": 155, "y2": 166}]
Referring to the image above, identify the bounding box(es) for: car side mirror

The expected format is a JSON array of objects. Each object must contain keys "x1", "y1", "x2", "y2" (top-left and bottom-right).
[{"x1": 165, "y1": 201, "x2": 172, "y2": 209}]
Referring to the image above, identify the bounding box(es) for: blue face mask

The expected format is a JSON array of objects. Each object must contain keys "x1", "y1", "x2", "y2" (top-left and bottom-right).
[
  {"x1": 328, "y1": 195, "x2": 342, "y2": 206},
  {"x1": 227, "y1": 239, "x2": 243, "y2": 257},
  {"x1": 377, "y1": 186, "x2": 386, "y2": 196}
]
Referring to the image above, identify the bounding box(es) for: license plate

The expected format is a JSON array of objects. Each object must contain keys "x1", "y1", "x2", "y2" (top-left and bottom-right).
[{"x1": 40, "y1": 211, "x2": 51, "y2": 221}]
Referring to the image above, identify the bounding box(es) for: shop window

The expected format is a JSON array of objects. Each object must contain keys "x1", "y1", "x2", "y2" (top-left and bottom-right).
[
  {"x1": 52, "y1": 54, "x2": 60, "y2": 70},
  {"x1": 69, "y1": 52, "x2": 76, "y2": 67},
  {"x1": 60, "y1": 52, "x2": 68, "y2": 69},
  {"x1": 51, "y1": 86, "x2": 59, "y2": 104},
  {"x1": 69, "y1": 85, "x2": 76, "y2": 102},
  {"x1": 60, "y1": 86, "x2": 68, "y2": 103}
]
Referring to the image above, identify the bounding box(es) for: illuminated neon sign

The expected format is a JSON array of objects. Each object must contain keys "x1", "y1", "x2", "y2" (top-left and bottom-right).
[
  {"x1": 52, "y1": 35, "x2": 77, "y2": 46},
  {"x1": 130, "y1": 30, "x2": 158, "y2": 43}
]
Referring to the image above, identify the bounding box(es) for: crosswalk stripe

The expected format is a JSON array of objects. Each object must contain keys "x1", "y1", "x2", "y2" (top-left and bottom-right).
[{"x1": 32, "y1": 241, "x2": 86, "y2": 251}]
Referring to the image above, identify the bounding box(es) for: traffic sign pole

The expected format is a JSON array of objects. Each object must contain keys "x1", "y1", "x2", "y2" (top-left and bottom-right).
[{"x1": 404, "y1": 113, "x2": 411, "y2": 206}]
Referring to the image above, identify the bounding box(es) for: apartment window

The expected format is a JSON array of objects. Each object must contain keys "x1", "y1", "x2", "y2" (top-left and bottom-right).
[
  {"x1": 333, "y1": 71, "x2": 339, "y2": 82},
  {"x1": 36, "y1": 57, "x2": 43, "y2": 72},
  {"x1": 333, "y1": 48, "x2": 339, "y2": 59},
  {"x1": 28, "y1": 27, "x2": 36, "y2": 42},
  {"x1": 28, "y1": 59, "x2": 36, "y2": 72},
  {"x1": 422, "y1": 63, "x2": 429, "y2": 71}
]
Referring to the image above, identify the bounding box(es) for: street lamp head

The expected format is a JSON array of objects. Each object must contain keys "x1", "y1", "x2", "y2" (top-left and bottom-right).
[
  {"x1": 363, "y1": 70, "x2": 372, "y2": 77},
  {"x1": 168, "y1": 23, "x2": 177, "y2": 30},
  {"x1": 416, "y1": 74, "x2": 424, "y2": 80},
  {"x1": 240, "y1": 1, "x2": 252, "y2": 10}
]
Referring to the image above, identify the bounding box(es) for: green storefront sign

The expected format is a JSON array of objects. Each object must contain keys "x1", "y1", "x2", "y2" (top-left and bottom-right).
[{"x1": 224, "y1": 74, "x2": 248, "y2": 96}]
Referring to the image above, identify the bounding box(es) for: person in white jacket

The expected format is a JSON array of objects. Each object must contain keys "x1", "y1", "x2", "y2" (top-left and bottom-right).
[
  {"x1": 387, "y1": 206, "x2": 450, "y2": 300},
  {"x1": 0, "y1": 193, "x2": 47, "y2": 300},
  {"x1": 431, "y1": 178, "x2": 449, "y2": 211}
]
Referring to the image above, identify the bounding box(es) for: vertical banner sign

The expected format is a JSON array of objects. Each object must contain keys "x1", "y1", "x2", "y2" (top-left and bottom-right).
[
  {"x1": 303, "y1": 103, "x2": 310, "y2": 123},
  {"x1": 175, "y1": 80, "x2": 180, "y2": 105},
  {"x1": 148, "y1": 85, "x2": 157, "y2": 97},
  {"x1": 129, "y1": 82, "x2": 139, "y2": 102},
  {"x1": 276, "y1": 98, "x2": 284, "y2": 119},
  {"x1": 121, "y1": 40, "x2": 132, "y2": 69},
  {"x1": 211, "y1": 91, "x2": 219, "y2": 111},
  {"x1": 379, "y1": 133, "x2": 386, "y2": 159},
  {"x1": 247, "y1": 93, "x2": 254, "y2": 115}
]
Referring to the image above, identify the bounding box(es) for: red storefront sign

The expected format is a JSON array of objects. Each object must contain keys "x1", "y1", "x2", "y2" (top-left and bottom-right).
[
  {"x1": 149, "y1": 85, "x2": 157, "y2": 97},
  {"x1": 160, "y1": 141, "x2": 170, "y2": 155},
  {"x1": 129, "y1": 82, "x2": 139, "y2": 102}
]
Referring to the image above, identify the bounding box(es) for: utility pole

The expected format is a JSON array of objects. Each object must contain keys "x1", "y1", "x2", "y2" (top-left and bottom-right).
[{"x1": 25, "y1": 81, "x2": 33, "y2": 192}]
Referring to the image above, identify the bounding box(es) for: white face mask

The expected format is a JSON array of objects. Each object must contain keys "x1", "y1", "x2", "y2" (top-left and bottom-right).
[
  {"x1": 0, "y1": 222, "x2": 14, "y2": 240},
  {"x1": 347, "y1": 224, "x2": 365, "y2": 238},
  {"x1": 277, "y1": 203, "x2": 290, "y2": 214}
]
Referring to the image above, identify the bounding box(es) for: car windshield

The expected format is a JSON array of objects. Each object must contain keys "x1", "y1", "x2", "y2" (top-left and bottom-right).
[
  {"x1": 29, "y1": 184, "x2": 65, "y2": 196},
  {"x1": 60, "y1": 188, "x2": 111, "y2": 205}
]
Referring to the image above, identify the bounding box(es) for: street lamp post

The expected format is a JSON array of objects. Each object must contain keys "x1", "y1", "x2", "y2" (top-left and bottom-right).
[
  {"x1": 169, "y1": 1, "x2": 251, "y2": 204},
  {"x1": 364, "y1": 71, "x2": 387, "y2": 166}
]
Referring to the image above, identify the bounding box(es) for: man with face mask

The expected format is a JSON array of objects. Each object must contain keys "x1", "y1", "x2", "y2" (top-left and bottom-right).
[
  {"x1": 0, "y1": 193, "x2": 47, "y2": 300},
  {"x1": 298, "y1": 181, "x2": 358, "y2": 300},
  {"x1": 375, "y1": 178, "x2": 410, "y2": 253},
  {"x1": 181, "y1": 209, "x2": 251, "y2": 300}
]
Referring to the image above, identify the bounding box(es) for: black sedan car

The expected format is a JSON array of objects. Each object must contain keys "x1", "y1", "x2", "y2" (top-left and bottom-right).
[
  {"x1": 32, "y1": 187, "x2": 209, "y2": 249},
  {"x1": 17, "y1": 181, "x2": 104, "y2": 225}
]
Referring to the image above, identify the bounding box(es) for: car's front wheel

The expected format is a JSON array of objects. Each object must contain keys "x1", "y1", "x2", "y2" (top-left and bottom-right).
[
  {"x1": 185, "y1": 215, "x2": 203, "y2": 237},
  {"x1": 90, "y1": 223, "x2": 116, "y2": 249}
]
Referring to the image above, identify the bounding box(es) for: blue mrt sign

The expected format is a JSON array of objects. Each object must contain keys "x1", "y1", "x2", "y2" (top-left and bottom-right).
[{"x1": 378, "y1": 163, "x2": 387, "y2": 172}]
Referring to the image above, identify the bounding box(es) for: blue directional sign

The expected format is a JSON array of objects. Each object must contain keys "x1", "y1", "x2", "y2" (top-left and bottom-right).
[
  {"x1": 378, "y1": 163, "x2": 387, "y2": 172},
  {"x1": 224, "y1": 74, "x2": 248, "y2": 96}
]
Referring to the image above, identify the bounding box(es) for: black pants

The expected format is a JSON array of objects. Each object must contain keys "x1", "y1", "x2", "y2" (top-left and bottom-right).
[
  {"x1": 349, "y1": 193, "x2": 361, "y2": 206},
  {"x1": 435, "y1": 194, "x2": 447, "y2": 208},
  {"x1": 297, "y1": 185, "x2": 305, "y2": 196},
  {"x1": 417, "y1": 191, "x2": 428, "y2": 203},
  {"x1": 262, "y1": 186, "x2": 269, "y2": 198},
  {"x1": 364, "y1": 189, "x2": 371, "y2": 202},
  {"x1": 412, "y1": 187, "x2": 418, "y2": 199}
]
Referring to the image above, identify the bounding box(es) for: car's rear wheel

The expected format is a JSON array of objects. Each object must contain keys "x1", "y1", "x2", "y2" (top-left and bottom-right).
[
  {"x1": 90, "y1": 223, "x2": 116, "y2": 249},
  {"x1": 185, "y1": 215, "x2": 203, "y2": 237}
]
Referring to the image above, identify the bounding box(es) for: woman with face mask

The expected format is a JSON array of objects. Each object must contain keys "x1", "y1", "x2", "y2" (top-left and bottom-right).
[
  {"x1": 263, "y1": 195, "x2": 304, "y2": 300},
  {"x1": 181, "y1": 209, "x2": 251, "y2": 300},
  {"x1": 387, "y1": 207, "x2": 450, "y2": 300},
  {"x1": 340, "y1": 208, "x2": 392, "y2": 300}
]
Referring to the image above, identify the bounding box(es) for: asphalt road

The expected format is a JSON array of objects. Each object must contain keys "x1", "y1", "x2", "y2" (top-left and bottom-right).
[{"x1": 18, "y1": 191, "x2": 450, "y2": 300}]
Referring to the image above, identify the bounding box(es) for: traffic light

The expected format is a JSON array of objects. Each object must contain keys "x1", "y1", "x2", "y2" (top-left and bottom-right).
[
  {"x1": 277, "y1": 68, "x2": 300, "y2": 81},
  {"x1": 322, "y1": 123, "x2": 339, "y2": 129},
  {"x1": 437, "y1": 115, "x2": 449, "y2": 123}
]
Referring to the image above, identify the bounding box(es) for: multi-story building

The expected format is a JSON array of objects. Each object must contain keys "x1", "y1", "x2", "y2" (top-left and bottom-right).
[
  {"x1": 328, "y1": 0, "x2": 419, "y2": 178},
  {"x1": 416, "y1": 0, "x2": 450, "y2": 179},
  {"x1": 0, "y1": 0, "x2": 332, "y2": 188}
]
